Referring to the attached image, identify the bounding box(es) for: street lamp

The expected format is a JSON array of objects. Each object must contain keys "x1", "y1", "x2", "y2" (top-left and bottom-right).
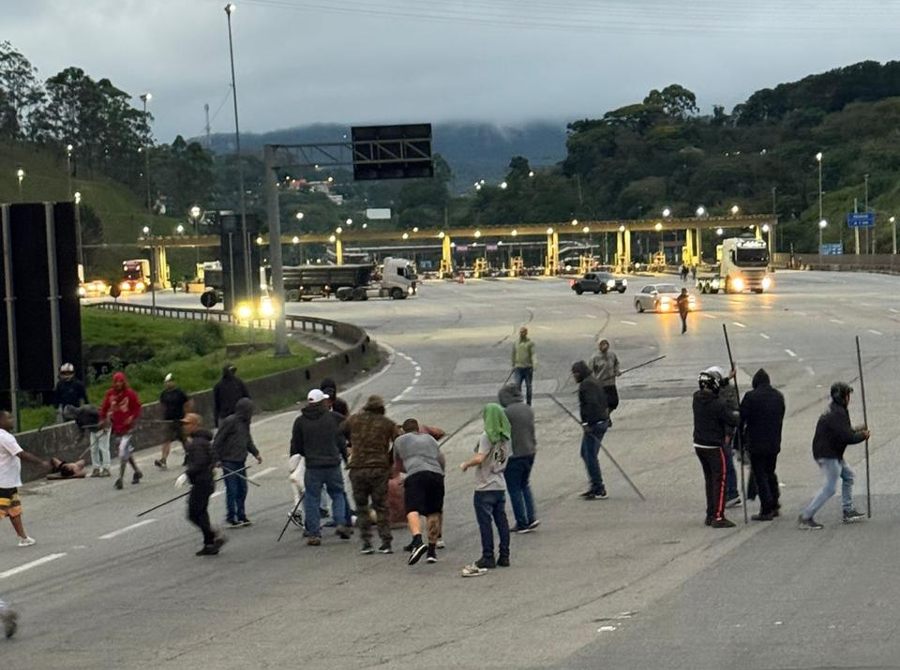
[
  {"x1": 402, "y1": 232, "x2": 409, "y2": 240},
  {"x1": 528, "y1": 171, "x2": 535, "y2": 178},
  {"x1": 891, "y1": 216, "x2": 897, "y2": 255},
  {"x1": 345, "y1": 218, "x2": 353, "y2": 226},
  {"x1": 716, "y1": 227, "x2": 724, "y2": 236},
  {"x1": 761, "y1": 224, "x2": 770, "y2": 233},
  {"x1": 225, "y1": 2, "x2": 252, "y2": 304},
  {"x1": 499, "y1": 181, "x2": 508, "y2": 190},
  {"x1": 139, "y1": 93, "x2": 152, "y2": 213},
  {"x1": 142, "y1": 226, "x2": 151, "y2": 236},
  {"x1": 176, "y1": 224, "x2": 185, "y2": 235},
  {"x1": 818, "y1": 219, "x2": 828, "y2": 264},
  {"x1": 654, "y1": 222, "x2": 663, "y2": 231},
  {"x1": 295, "y1": 211, "x2": 304, "y2": 221},
  {"x1": 15, "y1": 167, "x2": 24, "y2": 199},
  {"x1": 815, "y1": 152, "x2": 823, "y2": 223},
  {"x1": 662, "y1": 207, "x2": 671, "y2": 218},
  {"x1": 730, "y1": 204, "x2": 740, "y2": 216},
  {"x1": 695, "y1": 206, "x2": 706, "y2": 217},
  {"x1": 74, "y1": 191, "x2": 83, "y2": 271},
  {"x1": 335, "y1": 226, "x2": 343, "y2": 235},
  {"x1": 66, "y1": 144, "x2": 74, "y2": 197},
  {"x1": 474, "y1": 230, "x2": 482, "y2": 238},
  {"x1": 571, "y1": 219, "x2": 578, "y2": 226}
]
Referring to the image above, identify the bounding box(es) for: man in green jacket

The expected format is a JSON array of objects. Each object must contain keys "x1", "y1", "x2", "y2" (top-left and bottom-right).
[{"x1": 511, "y1": 326, "x2": 536, "y2": 406}]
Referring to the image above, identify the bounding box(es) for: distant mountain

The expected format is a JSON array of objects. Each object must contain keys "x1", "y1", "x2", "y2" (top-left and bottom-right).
[{"x1": 201, "y1": 121, "x2": 568, "y2": 191}]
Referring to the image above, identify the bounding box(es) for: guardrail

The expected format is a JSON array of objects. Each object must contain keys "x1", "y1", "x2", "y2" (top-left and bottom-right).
[{"x1": 771, "y1": 252, "x2": 900, "y2": 273}]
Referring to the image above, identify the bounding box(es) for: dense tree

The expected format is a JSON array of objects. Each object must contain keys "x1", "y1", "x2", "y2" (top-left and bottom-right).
[{"x1": 0, "y1": 41, "x2": 43, "y2": 138}]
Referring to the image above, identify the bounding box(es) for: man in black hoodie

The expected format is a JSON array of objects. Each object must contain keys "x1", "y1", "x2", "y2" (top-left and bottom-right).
[
  {"x1": 571, "y1": 361, "x2": 609, "y2": 500},
  {"x1": 693, "y1": 370, "x2": 739, "y2": 528},
  {"x1": 213, "y1": 363, "x2": 250, "y2": 427},
  {"x1": 291, "y1": 389, "x2": 351, "y2": 545},
  {"x1": 798, "y1": 383, "x2": 869, "y2": 529},
  {"x1": 740, "y1": 369, "x2": 786, "y2": 521},
  {"x1": 213, "y1": 397, "x2": 262, "y2": 527},
  {"x1": 182, "y1": 413, "x2": 226, "y2": 556}
]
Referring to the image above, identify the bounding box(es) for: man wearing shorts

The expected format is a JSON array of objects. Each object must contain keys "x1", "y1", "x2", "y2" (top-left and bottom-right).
[
  {"x1": 0, "y1": 410, "x2": 50, "y2": 547},
  {"x1": 99, "y1": 372, "x2": 143, "y2": 490},
  {"x1": 156, "y1": 373, "x2": 190, "y2": 470},
  {"x1": 393, "y1": 418, "x2": 445, "y2": 565}
]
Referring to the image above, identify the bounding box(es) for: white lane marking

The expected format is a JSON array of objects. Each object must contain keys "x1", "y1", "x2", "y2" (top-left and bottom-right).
[
  {"x1": 701, "y1": 313, "x2": 715, "y2": 319},
  {"x1": 99, "y1": 519, "x2": 157, "y2": 540},
  {"x1": 829, "y1": 318, "x2": 844, "y2": 324},
  {"x1": 732, "y1": 321, "x2": 746, "y2": 328},
  {"x1": 760, "y1": 333, "x2": 770, "y2": 340},
  {"x1": 890, "y1": 308, "x2": 900, "y2": 314},
  {"x1": 586, "y1": 314, "x2": 598, "y2": 319},
  {"x1": 249, "y1": 466, "x2": 277, "y2": 480},
  {"x1": 785, "y1": 349, "x2": 797, "y2": 358},
  {"x1": 620, "y1": 320, "x2": 637, "y2": 326},
  {"x1": 0, "y1": 553, "x2": 67, "y2": 579},
  {"x1": 805, "y1": 366, "x2": 816, "y2": 376},
  {"x1": 868, "y1": 329, "x2": 883, "y2": 336},
  {"x1": 414, "y1": 370, "x2": 421, "y2": 378},
  {"x1": 860, "y1": 302, "x2": 873, "y2": 307},
  {"x1": 391, "y1": 385, "x2": 415, "y2": 403}
]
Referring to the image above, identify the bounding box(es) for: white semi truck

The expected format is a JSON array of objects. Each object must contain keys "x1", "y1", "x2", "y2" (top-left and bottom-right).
[
  {"x1": 282, "y1": 257, "x2": 417, "y2": 301},
  {"x1": 695, "y1": 237, "x2": 772, "y2": 294}
]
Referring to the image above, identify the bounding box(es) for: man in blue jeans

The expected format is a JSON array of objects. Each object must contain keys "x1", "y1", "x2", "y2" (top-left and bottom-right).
[
  {"x1": 460, "y1": 404, "x2": 511, "y2": 577},
  {"x1": 213, "y1": 398, "x2": 262, "y2": 528},
  {"x1": 571, "y1": 361, "x2": 609, "y2": 500},
  {"x1": 511, "y1": 326, "x2": 536, "y2": 405},
  {"x1": 798, "y1": 382, "x2": 869, "y2": 529},
  {"x1": 498, "y1": 383, "x2": 539, "y2": 532}
]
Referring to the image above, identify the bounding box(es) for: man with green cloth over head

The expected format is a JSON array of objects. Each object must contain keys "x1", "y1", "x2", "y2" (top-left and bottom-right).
[{"x1": 460, "y1": 403, "x2": 512, "y2": 577}]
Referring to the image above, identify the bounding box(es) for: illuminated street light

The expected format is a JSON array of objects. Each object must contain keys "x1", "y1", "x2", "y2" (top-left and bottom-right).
[
  {"x1": 582, "y1": 226, "x2": 590, "y2": 234},
  {"x1": 499, "y1": 181, "x2": 508, "y2": 190},
  {"x1": 716, "y1": 227, "x2": 724, "y2": 236},
  {"x1": 654, "y1": 222, "x2": 663, "y2": 231},
  {"x1": 730, "y1": 204, "x2": 740, "y2": 216},
  {"x1": 412, "y1": 226, "x2": 419, "y2": 233},
  {"x1": 292, "y1": 236, "x2": 300, "y2": 244},
  {"x1": 528, "y1": 171, "x2": 535, "y2": 178},
  {"x1": 176, "y1": 224, "x2": 185, "y2": 234},
  {"x1": 546, "y1": 227, "x2": 554, "y2": 235},
  {"x1": 618, "y1": 225, "x2": 625, "y2": 232},
  {"x1": 762, "y1": 224, "x2": 770, "y2": 233},
  {"x1": 295, "y1": 211, "x2": 304, "y2": 221},
  {"x1": 695, "y1": 206, "x2": 706, "y2": 217},
  {"x1": 328, "y1": 234, "x2": 336, "y2": 243},
  {"x1": 438, "y1": 231, "x2": 445, "y2": 239},
  {"x1": 474, "y1": 230, "x2": 482, "y2": 238},
  {"x1": 662, "y1": 207, "x2": 671, "y2": 218},
  {"x1": 571, "y1": 219, "x2": 578, "y2": 226},
  {"x1": 256, "y1": 235, "x2": 264, "y2": 245},
  {"x1": 818, "y1": 219, "x2": 828, "y2": 229},
  {"x1": 402, "y1": 232, "x2": 409, "y2": 240},
  {"x1": 74, "y1": 191, "x2": 82, "y2": 204},
  {"x1": 335, "y1": 226, "x2": 343, "y2": 234},
  {"x1": 345, "y1": 218, "x2": 352, "y2": 225},
  {"x1": 891, "y1": 216, "x2": 897, "y2": 255},
  {"x1": 142, "y1": 226, "x2": 150, "y2": 235},
  {"x1": 15, "y1": 167, "x2": 24, "y2": 199},
  {"x1": 511, "y1": 229, "x2": 518, "y2": 237},
  {"x1": 361, "y1": 223, "x2": 367, "y2": 229},
  {"x1": 474, "y1": 183, "x2": 482, "y2": 191}
]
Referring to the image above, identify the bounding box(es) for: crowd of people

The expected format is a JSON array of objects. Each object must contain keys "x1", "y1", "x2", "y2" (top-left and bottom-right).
[{"x1": 0, "y1": 331, "x2": 874, "y2": 638}]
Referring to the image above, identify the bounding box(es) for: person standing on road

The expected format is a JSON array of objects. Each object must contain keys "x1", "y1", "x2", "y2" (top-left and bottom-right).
[
  {"x1": 155, "y1": 373, "x2": 190, "y2": 470},
  {"x1": 498, "y1": 383, "x2": 539, "y2": 533},
  {"x1": 53, "y1": 362, "x2": 88, "y2": 423},
  {"x1": 0, "y1": 411, "x2": 50, "y2": 547},
  {"x1": 676, "y1": 289, "x2": 690, "y2": 334},
  {"x1": 99, "y1": 372, "x2": 143, "y2": 490},
  {"x1": 460, "y1": 403, "x2": 511, "y2": 577},
  {"x1": 740, "y1": 369, "x2": 786, "y2": 521},
  {"x1": 680, "y1": 264, "x2": 689, "y2": 283},
  {"x1": 511, "y1": 326, "x2": 536, "y2": 406},
  {"x1": 320, "y1": 377, "x2": 350, "y2": 417},
  {"x1": 572, "y1": 361, "x2": 609, "y2": 500},
  {"x1": 213, "y1": 397, "x2": 262, "y2": 528},
  {"x1": 181, "y1": 413, "x2": 226, "y2": 556},
  {"x1": 798, "y1": 383, "x2": 869, "y2": 529},
  {"x1": 590, "y1": 339, "x2": 621, "y2": 415},
  {"x1": 707, "y1": 366, "x2": 741, "y2": 509},
  {"x1": 320, "y1": 377, "x2": 353, "y2": 527},
  {"x1": 693, "y1": 370, "x2": 739, "y2": 528},
  {"x1": 213, "y1": 363, "x2": 250, "y2": 427},
  {"x1": 290, "y1": 389, "x2": 351, "y2": 546},
  {"x1": 342, "y1": 395, "x2": 398, "y2": 555},
  {"x1": 690, "y1": 265, "x2": 697, "y2": 282},
  {"x1": 394, "y1": 418, "x2": 446, "y2": 565}
]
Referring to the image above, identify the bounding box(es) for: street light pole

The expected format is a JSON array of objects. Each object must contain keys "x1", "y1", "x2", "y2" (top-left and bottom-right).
[
  {"x1": 864, "y1": 173, "x2": 870, "y2": 254},
  {"x1": 891, "y1": 216, "x2": 897, "y2": 256},
  {"x1": 225, "y1": 3, "x2": 253, "y2": 307},
  {"x1": 66, "y1": 144, "x2": 73, "y2": 197},
  {"x1": 15, "y1": 168, "x2": 24, "y2": 200},
  {"x1": 140, "y1": 93, "x2": 152, "y2": 213}
]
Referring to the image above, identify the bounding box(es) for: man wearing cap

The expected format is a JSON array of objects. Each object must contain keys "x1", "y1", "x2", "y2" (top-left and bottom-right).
[
  {"x1": 290, "y1": 389, "x2": 351, "y2": 545},
  {"x1": 53, "y1": 363, "x2": 88, "y2": 423},
  {"x1": 213, "y1": 363, "x2": 250, "y2": 427},
  {"x1": 181, "y1": 413, "x2": 226, "y2": 555},
  {"x1": 99, "y1": 372, "x2": 142, "y2": 490},
  {"x1": 798, "y1": 382, "x2": 870, "y2": 529},
  {"x1": 155, "y1": 373, "x2": 190, "y2": 470}
]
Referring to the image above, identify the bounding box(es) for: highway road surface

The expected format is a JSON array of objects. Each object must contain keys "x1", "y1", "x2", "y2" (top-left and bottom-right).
[{"x1": 4, "y1": 270, "x2": 900, "y2": 669}]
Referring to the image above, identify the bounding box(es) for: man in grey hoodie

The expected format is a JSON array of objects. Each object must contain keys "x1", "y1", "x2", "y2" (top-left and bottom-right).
[
  {"x1": 213, "y1": 398, "x2": 262, "y2": 528},
  {"x1": 589, "y1": 339, "x2": 620, "y2": 414},
  {"x1": 499, "y1": 384, "x2": 539, "y2": 532}
]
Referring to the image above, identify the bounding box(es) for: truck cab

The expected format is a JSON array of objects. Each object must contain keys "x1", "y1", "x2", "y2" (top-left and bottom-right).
[
  {"x1": 120, "y1": 259, "x2": 151, "y2": 293},
  {"x1": 697, "y1": 238, "x2": 772, "y2": 294},
  {"x1": 381, "y1": 257, "x2": 417, "y2": 299}
]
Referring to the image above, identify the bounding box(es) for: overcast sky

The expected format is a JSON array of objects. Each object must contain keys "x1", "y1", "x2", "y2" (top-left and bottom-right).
[{"x1": 8, "y1": 0, "x2": 900, "y2": 142}]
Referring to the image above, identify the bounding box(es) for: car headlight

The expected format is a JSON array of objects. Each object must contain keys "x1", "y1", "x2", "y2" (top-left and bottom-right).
[
  {"x1": 732, "y1": 277, "x2": 745, "y2": 292},
  {"x1": 606, "y1": 280, "x2": 615, "y2": 287},
  {"x1": 259, "y1": 298, "x2": 275, "y2": 318},
  {"x1": 621, "y1": 279, "x2": 627, "y2": 286},
  {"x1": 119, "y1": 281, "x2": 130, "y2": 291},
  {"x1": 761, "y1": 276, "x2": 772, "y2": 290},
  {"x1": 236, "y1": 303, "x2": 253, "y2": 320},
  {"x1": 135, "y1": 281, "x2": 145, "y2": 291},
  {"x1": 407, "y1": 286, "x2": 413, "y2": 294}
]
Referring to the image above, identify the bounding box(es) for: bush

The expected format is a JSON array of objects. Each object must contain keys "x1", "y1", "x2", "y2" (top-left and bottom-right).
[{"x1": 181, "y1": 321, "x2": 226, "y2": 357}]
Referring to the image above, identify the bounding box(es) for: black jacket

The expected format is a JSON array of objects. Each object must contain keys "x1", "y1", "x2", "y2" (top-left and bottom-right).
[
  {"x1": 185, "y1": 428, "x2": 216, "y2": 485},
  {"x1": 213, "y1": 366, "x2": 250, "y2": 425},
  {"x1": 290, "y1": 403, "x2": 346, "y2": 468},
  {"x1": 213, "y1": 398, "x2": 259, "y2": 462},
  {"x1": 54, "y1": 378, "x2": 88, "y2": 408},
  {"x1": 574, "y1": 362, "x2": 609, "y2": 424},
  {"x1": 739, "y1": 369, "x2": 785, "y2": 454},
  {"x1": 812, "y1": 401, "x2": 866, "y2": 460},
  {"x1": 160, "y1": 387, "x2": 190, "y2": 421},
  {"x1": 693, "y1": 389, "x2": 738, "y2": 447}
]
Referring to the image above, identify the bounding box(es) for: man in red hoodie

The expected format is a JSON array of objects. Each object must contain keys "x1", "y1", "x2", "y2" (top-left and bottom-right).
[{"x1": 99, "y1": 372, "x2": 143, "y2": 490}]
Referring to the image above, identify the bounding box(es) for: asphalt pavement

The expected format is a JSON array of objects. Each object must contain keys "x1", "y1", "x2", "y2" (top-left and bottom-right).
[{"x1": 4, "y1": 271, "x2": 900, "y2": 669}]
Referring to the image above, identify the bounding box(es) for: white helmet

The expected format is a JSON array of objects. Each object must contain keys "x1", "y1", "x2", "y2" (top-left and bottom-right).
[{"x1": 60, "y1": 363, "x2": 75, "y2": 374}]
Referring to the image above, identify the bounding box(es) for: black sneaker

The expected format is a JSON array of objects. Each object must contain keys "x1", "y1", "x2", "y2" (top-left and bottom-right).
[
  {"x1": 154, "y1": 459, "x2": 167, "y2": 470},
  {"x1": 336, "y1": 526, "x2": 352, "y2": 540},
  {"x1": 710, "y1": 517, "x2": 736, "y2": 528},
  {"x1": 377, "y1": 542, "x2": 393, "y2": 554},
  {"x1": 131, "y1": 471, "x2": 143, "y2": 485},
  {"x1": 797, "y1": 515, "x2": 824, "y2": 530},
  {"x1": 114, "y1": 478, "x2": 123, "y2": 490},
  {"x1": 511, "y1": 526, "x2": 533, "y2": 534},
  {"x1": 497, "y1": 555, "x2": 510, "y2": 568},
  {"x1": 237, "y1": 518, "x2": 253, "y2": 528},
  {"x1": 402, "y1": 539, "x2": 414, "y2": 552},
  {"x1": 527, "y1": 519, "x2": 542, "y2": 531},
  {"x1": 704, "y1": 517, "x2": 712, "y2": 526},
  {"x1": 2, "y1": 609, "x2": 18, "y2": 638},
  {"x1": 475, "y1": 556, "x2": 496, "y2": 570},
  {"x1": 196, "y1": 545, "x2": 219, "y2": 556},
  {"x1": 843, "y1": 509, "x2": 866, "y2": 523},
  {"x1": 579, "y1": 489, "x2": 595, "y2": 499},
  {"x1": 213, "y1": 534, "x2": 227, "y2": 550},
  {"x1": 596, "y1": 488, "x2": 608, "y2": 500},
  {"x1": 408, "y1": 541, "x2": 427, "y2": 566},
  {"x1": 751, "y1": 512, "x2": 775, "y2": 521},
  {"x1": 226, "y1": 520, "x2": 241, "y2": 529},
  {"x1": 360, "y1": 542, "x2": 375, "y2": 555},
  {"x1": 426, "y1": 545, "x2": 438, "y2": 563}
]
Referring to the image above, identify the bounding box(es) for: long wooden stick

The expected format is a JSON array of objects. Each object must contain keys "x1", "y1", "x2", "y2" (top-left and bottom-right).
[
  {"x1": 722, "y1": 324, "x2": 748, "y2": 525},
  {"x1": 856, "y1": 335, "x2": 872, "y2": 518}
]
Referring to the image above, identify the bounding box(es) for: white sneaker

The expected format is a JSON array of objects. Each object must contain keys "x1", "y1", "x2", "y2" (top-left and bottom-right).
[
  {"x1": 461, "y1": 563, "x2": 487, "y2": 578},
  {"x1": 17, "y1": 536, "x2": 35, "y2": 547},
  {"x1": 436, "y1": 538, "x2": 446, "y2": 549}
]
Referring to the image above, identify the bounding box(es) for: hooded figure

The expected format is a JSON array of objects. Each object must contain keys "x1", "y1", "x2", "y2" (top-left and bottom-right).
[
  {"x1": 99, "y1": 372, "x2": 143, "y2": 489},
  {"x1": 693, "y1": 369, "x2": 739, "y2": 527},
  {"x1": 320, "y1": 377, "x2": 349, "y2": 417},
  {"x1": 572, "y1": 361, "x2": 610, "y2": 500},
  {"x1": 213, "y1": 397, "x2": 261, "y2": 527},
  {"x1": 213, "y1": 363, "x2": 250, "y2": 427},
  {"x1": 499, "y1": 384, "x2": 539, "y2": 532},
  {"x1": 740, "y1": 368, "x2": 786, "y2": 520}
]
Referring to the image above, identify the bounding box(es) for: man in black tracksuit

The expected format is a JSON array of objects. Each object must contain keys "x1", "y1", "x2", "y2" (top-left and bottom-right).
[
  {"x1": 740, "y1": 369, "x2": 786, "y2": 521},
  {"x1": 182, "y1": 413, "x2": 225, "y2": 556},
  {"x1": 213, "y1": 363, "x2": 250, "y2": 427},
  {"x1": 572, "y1": 361, "x2": 610, "y2": 500},
  {"x1": 693, "y1": 370, "x2": 739, "y2": 528}
]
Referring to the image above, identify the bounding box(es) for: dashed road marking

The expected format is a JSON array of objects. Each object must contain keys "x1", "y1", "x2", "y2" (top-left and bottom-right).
[
  {"x1": 0, "y1": 553, "x2": 67, "y2": 579},
  {"x1": 620, "y1": 320, "x2": 637, "y2": 326},
  {"x1": 785, "y1": 349, "x2": 797, "y2": 358},
  {"x1": 829, "y1": 318, "x2": 844, "y2": 324},
  {"x1": 586, "y1": 314, "x2": 597, "y2": 319},
  {"x1": 890, "y1": 308, "x2": 900, "y2": 314},
  {"x1": 249, "y1": 466, "x2": 277, "y2": 480},
  {"x1": 701, "y1": 313, "x2": 715, "y2": 319},
  {"x1": 868, "y1": 329, "x2": 883, "y2": 336},
  {"x1": 760, "y1": 333, "x2": 770, "y2": 340},
  {"x1": 732, "y1": 321, "x2": 746, "y2": 328},
  {"x1": 99, "y1": 519, "x2": 157, "y2": 540},
  {"x1": 805, "y1": 366, "x2": 816, "y2": 376}
]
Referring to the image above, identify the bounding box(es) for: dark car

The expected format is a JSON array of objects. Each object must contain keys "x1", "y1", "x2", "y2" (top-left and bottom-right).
[{"x1": 570, "y1": 272, "x2": 627, "y2": 295}]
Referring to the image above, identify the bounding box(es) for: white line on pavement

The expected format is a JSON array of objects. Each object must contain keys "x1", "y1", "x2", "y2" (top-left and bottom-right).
[
  {"x1": 805, "y1": 366, "x2": 816, "y2": 376},
  {"x1": 391, "y1": 385, "x2": 415, "y2": 402},
  {"x1": 620, "y1": 320, "x2": 637, "y2": 326},
  {"x1": 890, "y1": 308, "x2": 900, "y2": 314},
  {"x1": 868, "y1": 329, "x2": 883, "y2": 336},
  {"x1": 785, "y1": 349, "x2": 797, "y2": 357},
  {"x1": 732, "y1": 321, "x2": 746, "y2": 328},
  {"x1": 760, "y1": 333, "x2": 770, "y2": 340},
  {"x1": 586, "y1": 314, "x2": 597, "y2": 319},
  {"x1": 0, "y1": 553, "x2": 67, "y2": 579},
  {"x1": 829, "y1": 318, "x2": 844, "y2": 324},
  {"x1": 249, "y1": 466, "x2": 277, "y2": 480},
  {"x1": 99, "y1": 519, "x2": 157, "y2": 540},
  {"x1": 701, "y1": 313, "x2": 715, "y2": 319}
]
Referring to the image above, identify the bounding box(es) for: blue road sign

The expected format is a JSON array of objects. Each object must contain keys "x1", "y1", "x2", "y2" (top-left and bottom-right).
[
  {"x1": 846, "y1": 212, "x2": 875, "y2": 228},
  {"x1": 820, "y1": 243, "x2": 843, "y2": 256}
]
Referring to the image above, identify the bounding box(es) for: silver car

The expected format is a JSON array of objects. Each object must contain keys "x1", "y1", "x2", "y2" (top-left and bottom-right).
[{"x1": 633, "y1": 283, "x2": 697, "y2": 313}]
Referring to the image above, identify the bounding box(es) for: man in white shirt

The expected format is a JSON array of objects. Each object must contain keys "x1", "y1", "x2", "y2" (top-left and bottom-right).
[{"x1": 0, "y1": 411, "x2": 50, "y2": 547}]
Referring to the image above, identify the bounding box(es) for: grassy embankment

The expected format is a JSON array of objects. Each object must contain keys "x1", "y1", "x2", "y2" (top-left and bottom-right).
[{"x1": 20, "y1": 309, "x2": 321, "y2": 430}]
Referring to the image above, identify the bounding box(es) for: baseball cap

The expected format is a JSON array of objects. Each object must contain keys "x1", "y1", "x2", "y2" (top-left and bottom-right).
[
  {"x1": 307, "y1": 389, "x2": 330, "y2": 403},
  {"x1": 164, "y1": 373, "x2": 173, "y2": 383}
]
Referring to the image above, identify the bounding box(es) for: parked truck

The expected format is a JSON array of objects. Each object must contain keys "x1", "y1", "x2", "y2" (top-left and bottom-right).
[
  {"x1": 695, "y1": 237, "x2": 772, "y2": 294},
  {"x1": 282, "y1": 257, "x2": 417, "y2": 301},
  {"x1": 119, "y1": 259, "x2": 151, "y2": 294}
]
